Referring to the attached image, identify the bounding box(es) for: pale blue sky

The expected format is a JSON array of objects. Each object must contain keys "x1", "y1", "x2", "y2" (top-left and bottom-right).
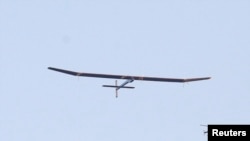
[{"x1": 1, "y1": 0, "x2": 250, "y2": 141}]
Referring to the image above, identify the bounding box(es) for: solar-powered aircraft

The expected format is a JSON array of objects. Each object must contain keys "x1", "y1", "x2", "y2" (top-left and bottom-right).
[
  {"x1": 48, "y1": 67, "x2": 211, "y2": 98},
  {"x1": 200, "y1": 125, "x2": 208, "y2": 134}
]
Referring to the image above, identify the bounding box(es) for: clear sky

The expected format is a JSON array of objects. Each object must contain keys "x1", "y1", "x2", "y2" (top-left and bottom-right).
[{"x1": 1, "y1": 0, "x2": 250, "y2": 141}]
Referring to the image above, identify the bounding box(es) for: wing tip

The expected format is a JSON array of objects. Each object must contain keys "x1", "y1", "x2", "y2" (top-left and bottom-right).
[
  {"x1": 48, "y1": 67, "x2": 59, "y2": 71},
  {"x1": 47, "y1": 67, "x2": 79, "y2": 76},
  {"x1": 185, "y1": 77, "x2": 211, "y2": 82}
]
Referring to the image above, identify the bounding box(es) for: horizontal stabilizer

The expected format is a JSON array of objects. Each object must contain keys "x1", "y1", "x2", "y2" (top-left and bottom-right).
[{"x1": 102, "y1": 85, "x2": 135, "y2": 89}]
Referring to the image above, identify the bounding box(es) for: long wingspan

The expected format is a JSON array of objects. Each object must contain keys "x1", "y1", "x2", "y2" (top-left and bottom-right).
[{"x1": 48, "y1": 67, "x2": 211, "y2": 83}]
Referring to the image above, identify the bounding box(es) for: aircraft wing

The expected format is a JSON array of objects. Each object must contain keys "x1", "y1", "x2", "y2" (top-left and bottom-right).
[{"x1": 48, "y1": 67, "x2": 211, "y2": 83}]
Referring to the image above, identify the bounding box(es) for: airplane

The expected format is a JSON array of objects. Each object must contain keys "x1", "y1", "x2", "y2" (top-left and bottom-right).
[
  {"x1": 200, "y1": 124, "x2": 208, "y2": 134},
  {"x1": 48, "y1": 67, "x2": 211, "y2": 98}
]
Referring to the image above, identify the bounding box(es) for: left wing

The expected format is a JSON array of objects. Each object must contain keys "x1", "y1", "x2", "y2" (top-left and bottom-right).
[{"x1": 48, "y1": 67, "x2": 211, "y2": 83}]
